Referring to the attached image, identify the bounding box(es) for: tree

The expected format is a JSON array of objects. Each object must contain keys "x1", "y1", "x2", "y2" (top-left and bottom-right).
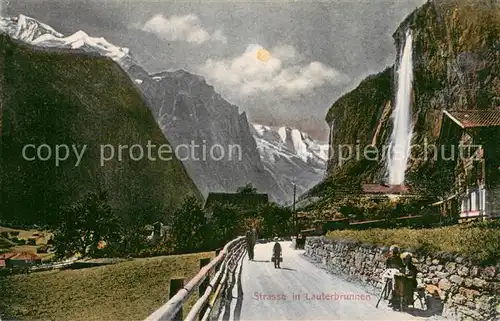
[
  {"x1": 406, "y1": 161, "x2": 458, "y2": 202},
  {"x1": 51, "y1": 190, "x2": 122, "y2": 260},
  {"x1": 242, "y1": 217, "x2": 264, "y2": 235},
  {"x1": 258, "y1": 202, "x2": 293, "y2": 237},
  {"x1": 236, "y1": 183, "x2": 257, "y2": 194},
  {"x1": 116, "y1": 223, "x2": 150, "y2": 257},
  {"x1": 209, "y1": 202, "x2": 241, "y2": 246},
  {"x1": 169, "y1": 196, "x2": 208, "y2": 253},
  {"x1": 338, "y1": 198, "x2": 364, "y2": 220}
]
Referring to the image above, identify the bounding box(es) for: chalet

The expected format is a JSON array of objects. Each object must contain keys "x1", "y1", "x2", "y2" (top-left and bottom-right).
[
  {"x1": 0, "y1": 252, "x2": 41, "y2": 268},
  {"x1": 0, "y1": 252, "x2": 17, "y2": 268},
  {"x1": 439, "y1": 109, "x2": 500, "y2": 221}
]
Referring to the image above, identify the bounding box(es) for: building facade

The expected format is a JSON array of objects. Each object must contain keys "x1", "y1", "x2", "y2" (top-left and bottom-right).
[{"x1": 440, "y1": 110, "x2": 500, "y2": 221}]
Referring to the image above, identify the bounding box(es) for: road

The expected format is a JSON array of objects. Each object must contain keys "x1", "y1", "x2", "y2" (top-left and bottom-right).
[{"x1": 235, "y1": 241, "x2": 433, "y2": 321}]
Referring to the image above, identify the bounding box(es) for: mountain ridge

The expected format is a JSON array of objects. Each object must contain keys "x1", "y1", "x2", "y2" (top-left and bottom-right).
[
  {"x1": 0, "y1": 13, "x2": 324, "y2": 203},
  {"x1": 0, "y1": 33, "x2": 202, "y2": 225}
]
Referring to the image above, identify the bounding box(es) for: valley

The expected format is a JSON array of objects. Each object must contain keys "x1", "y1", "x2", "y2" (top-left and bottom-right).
[{"x1": 1, "y1": 1, "x2": 500, "y2": 320}]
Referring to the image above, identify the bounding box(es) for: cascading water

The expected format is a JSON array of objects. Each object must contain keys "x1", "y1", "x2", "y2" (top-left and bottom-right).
[{"x1": 386, "y1": 29, "x2": 413, "y2": 185}]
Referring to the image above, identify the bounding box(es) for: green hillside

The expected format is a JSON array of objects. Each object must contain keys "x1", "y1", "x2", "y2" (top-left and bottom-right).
[{"x1": 0, "y1": 35, "x2": 202, "y2": 225}]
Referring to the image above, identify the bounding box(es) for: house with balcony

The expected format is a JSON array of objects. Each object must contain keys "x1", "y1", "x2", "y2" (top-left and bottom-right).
[{"x1": 439, "y1": 109, "x2": 500, "y2": 221}]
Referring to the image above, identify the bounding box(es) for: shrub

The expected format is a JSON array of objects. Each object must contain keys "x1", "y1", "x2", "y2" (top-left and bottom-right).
[
  {"x1": 0, "y1": 231, "x2": 9, "y2": 239},
  {"x1": 169, "y1": 196, "x2": 208, "y2": 254},
  {"x1": 52, "y1": 190, "x2": 122, "y2": 260}
]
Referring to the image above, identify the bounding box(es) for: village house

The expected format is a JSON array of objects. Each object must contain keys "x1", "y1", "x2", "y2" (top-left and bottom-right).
[
  {"x1": 146, "y1": 221, "x2": 169, "y2": 245},
  {"x1": 0, "y1": 252, "x2": 17, "y2": 268},
  {"x1": 439, "y1": 109, "x2": 500, "y2": 221},
  {"x1": 0, "y1": 252, "x2": 42, "y2": 268}
]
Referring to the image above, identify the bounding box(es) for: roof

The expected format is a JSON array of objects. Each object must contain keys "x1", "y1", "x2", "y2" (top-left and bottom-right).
[
  {"x1": 204, "y1": 192, "x2": 268, "y2": 208},
  {"x1": 350, "y1": 218, "x2": 386, "y2": 225},
  {"x1": 0, "y1": 252, "x2": 17, "y2": 260},
  {"x1": 362, "y1": 184, "x2": 409, "y2": 194},
  {"x1": 314, "y1": 218, "x2": 349, "y2": 223},
  {"x1": 443, "y1": 110, "x2": 500, "y2": 128},
  {"x1": 8, "y1": 252, "x2": 41, "y2": 261}
]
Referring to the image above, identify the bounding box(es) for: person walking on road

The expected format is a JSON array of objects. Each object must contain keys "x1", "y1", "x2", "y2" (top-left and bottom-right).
[
  {"x1": 272, "y1": 237, "x2": 282, "y2": 268},
  {"x1": 251, "y1": 228, "x2": 257, "y2": 246},
  {"x1": 246, "y1": 230, "x2": 254, "y2": 260}
]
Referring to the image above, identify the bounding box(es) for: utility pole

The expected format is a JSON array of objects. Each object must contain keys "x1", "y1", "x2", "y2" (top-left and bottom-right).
[{"x1": 292, "y1": 183, "x2": 297, "y2": 236}]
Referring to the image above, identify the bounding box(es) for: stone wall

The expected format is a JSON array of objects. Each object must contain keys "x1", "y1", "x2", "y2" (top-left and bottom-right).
[{"x1": 304, "y1": 237, "x2": 500, "y2": 321}]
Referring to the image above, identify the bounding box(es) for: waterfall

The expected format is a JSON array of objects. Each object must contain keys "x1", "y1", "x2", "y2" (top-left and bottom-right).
[{"x1": 387, "y1": 30, "x2": 413, "y2": 185}]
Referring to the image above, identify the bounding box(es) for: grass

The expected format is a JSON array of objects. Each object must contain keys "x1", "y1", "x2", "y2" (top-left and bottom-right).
[
  {"x1": 326, "y1": 224, "x2": 500, "y2": 265},
  {"x1": 0, "y1": 251, "x2": 216, "y2": 321}
]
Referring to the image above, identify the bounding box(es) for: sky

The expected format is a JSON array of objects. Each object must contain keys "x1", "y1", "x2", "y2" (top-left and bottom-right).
[{"x1": 4, "y1": 0, "x2": 426, "y2": 140}]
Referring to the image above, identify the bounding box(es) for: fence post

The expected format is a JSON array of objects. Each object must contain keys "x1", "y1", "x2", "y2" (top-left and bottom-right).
[
  {"x1": 170, "y1": 278, "x2": 184, "y2": 320},
  {"x1": 199, "y1": 258, "x2": 211, "y2": 320}
]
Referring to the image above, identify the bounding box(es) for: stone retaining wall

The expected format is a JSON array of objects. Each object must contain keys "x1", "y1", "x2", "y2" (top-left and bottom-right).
[{"x1": 304, "y1": 237, "x2": 500, "y2": 321}]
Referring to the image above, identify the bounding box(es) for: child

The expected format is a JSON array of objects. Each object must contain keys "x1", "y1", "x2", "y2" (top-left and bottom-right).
[{"x1": 272, "y1": 237, "x2": 282, "y2": 268}]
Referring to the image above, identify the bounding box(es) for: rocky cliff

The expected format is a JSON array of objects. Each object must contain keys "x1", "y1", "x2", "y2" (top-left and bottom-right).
[
  {"x1": 0, "y1": 35, "x2": 202, "y2": 225},
  {"x1": 127, "y1": 65, "x2": 288, "y2": 202},
  {"x1": 321, "y1": 0, "x2": 500, "y2": 191}
]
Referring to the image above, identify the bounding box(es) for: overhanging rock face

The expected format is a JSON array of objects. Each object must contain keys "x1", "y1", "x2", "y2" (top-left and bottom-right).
[{"x1": 322, "y1": 0, "x2": 500, "y2": 189}]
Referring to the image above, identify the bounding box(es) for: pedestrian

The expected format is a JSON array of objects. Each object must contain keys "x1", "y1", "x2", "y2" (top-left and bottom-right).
[
  {"x1": 272, "y1": 236, "x2": 282, "y2": 268},
  {"x1": 245, "y1": 230, "x2": 254, "y2": 260},
  {"x1": 401, "y1": 252, "x2": 418, "y2": 289},
  {"x1": 384, "y1": 244, "x2": 405, "y2": 307},
  {"x1": 251, "y1": 227, "x2": 257, "y2": 246},
  {"x1": 386, "y1": 245, "x2": 404, "y2": 270}
]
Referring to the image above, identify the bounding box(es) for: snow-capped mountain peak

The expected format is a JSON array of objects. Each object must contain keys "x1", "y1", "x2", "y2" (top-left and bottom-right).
[
  {"x1": 0, "y1": 14, "x2": 63, "y2": 42},
  {"x1": 0, "y1": 14, "x2": 130, "y2": 61},
  {"x1": 252, "y1": 123, "x2": 328, "y2": 164},
  {"x1": 251, "y1": 123, "x2": 329, "y2": 204}
]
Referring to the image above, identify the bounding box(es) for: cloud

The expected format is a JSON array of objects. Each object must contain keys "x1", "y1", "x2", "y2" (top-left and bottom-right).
[
  {"x1": 139, "y1": 14, "x2": 227, "y2": 44},
  {"x1": 272, "y1": 45, "x2": 299, "y2": 62},
  {"x1": 199, "y1": 44, "x2": 348, "y2": 97}
]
